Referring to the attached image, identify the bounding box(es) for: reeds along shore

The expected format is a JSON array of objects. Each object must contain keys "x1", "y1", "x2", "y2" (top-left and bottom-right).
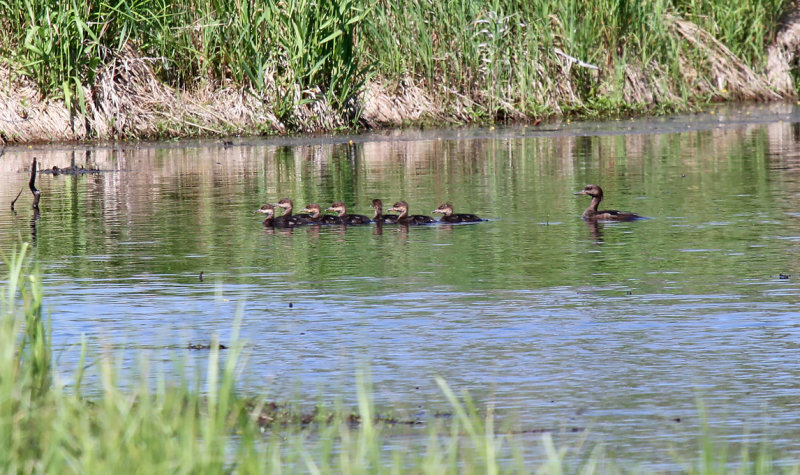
[{"x1": 0, "y1": 0, "x2": 795, "y2": 143}]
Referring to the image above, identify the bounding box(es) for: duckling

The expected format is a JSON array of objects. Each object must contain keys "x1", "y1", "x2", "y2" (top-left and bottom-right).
[
  {"x1": 273, "y1": 198, "x2": 309, "y2": 227},
  {"x1": 389, "y1": 201, "x2": 435, "y2": 224},
  {"x1": 326, "y1": 201, "x2": 371, "y2": 225},
  {"x1": 255, "y1": 204, "x2": 275, "y2": 226},
  {"x1": 299, "y1": 203, "x2": 342, "y2": 224},
  {"x1": 432, "y1": 203, "x2": 483, "y2": 223},
  {"x1": 370, "y1": 199, "x2": 399, "y2": 224},
  {"x1": 574, "y1": 184, "x2": 642, "y2": 221}
]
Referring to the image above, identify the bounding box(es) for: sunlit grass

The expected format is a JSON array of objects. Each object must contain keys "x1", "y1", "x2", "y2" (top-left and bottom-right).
[
  {"x1": 0, "y1": 244, "x2": 790, "y2": 472},
  {"x1": 0, "y1": 0, "x2": 790, "y2": 130}
]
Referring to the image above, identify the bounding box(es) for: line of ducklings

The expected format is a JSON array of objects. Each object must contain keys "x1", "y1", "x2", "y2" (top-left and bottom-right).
[{"x1": 255, "y1": 198, "x2": 484, "y2": 227}]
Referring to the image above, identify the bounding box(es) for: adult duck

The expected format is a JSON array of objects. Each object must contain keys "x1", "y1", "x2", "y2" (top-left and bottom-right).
[{"x1": 574, "y1": 184, "x2": 642, "y2": 221}]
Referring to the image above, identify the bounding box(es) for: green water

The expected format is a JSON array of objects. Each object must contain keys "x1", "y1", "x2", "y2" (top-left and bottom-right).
[{"x1": 2, "y1": 104, "x2": 800, "y2": 466}]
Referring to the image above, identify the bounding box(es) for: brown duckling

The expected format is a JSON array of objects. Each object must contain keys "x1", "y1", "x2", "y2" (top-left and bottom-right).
[
  {"x1": 326, "y1": 201, "x2": 371, "y2": 225},
  {"x1": 432, "y1": 203, "x2": 483, "y2": 223},
  {"x1": 370, "y1": 198, "x2": 399, "y2": 224},
  {"x1": 273, "y1": 198, "x2": 310, "y2": 227},
  {"x1": 255, "y1": 204, "x2": 275, "y2": 226},
  {"x1": 389, "y1": 201, "x2": 435, "y2": 225},
  {"x1": 574, "y1": 184, "x2": 642, "y2": 221},
  {"x1": 299, "y1": 203, "x2": 342, "y2": 225}
]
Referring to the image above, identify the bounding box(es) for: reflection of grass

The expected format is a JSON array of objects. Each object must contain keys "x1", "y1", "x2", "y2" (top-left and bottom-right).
[{"x1": 0, "y1": 245, "x2": 784, "y2": 472}]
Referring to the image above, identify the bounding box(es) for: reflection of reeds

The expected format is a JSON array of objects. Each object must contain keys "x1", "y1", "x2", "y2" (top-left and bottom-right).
[{"x1": 0, "y1": 109, "x2": 798, "y2": 220}]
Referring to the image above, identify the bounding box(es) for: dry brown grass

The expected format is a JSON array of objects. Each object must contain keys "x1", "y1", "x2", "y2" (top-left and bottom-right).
[
  {"x1": 669, "y1": 14, "x2": 781, "y2": 101},
  {"x1": 766, "y1": 0, "x2": 800, "y2": 96}
]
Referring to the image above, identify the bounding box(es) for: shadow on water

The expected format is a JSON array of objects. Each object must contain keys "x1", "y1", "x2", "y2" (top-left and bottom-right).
[{"x1": 3, "y1": 104, "x2": 800, "y2": 466}]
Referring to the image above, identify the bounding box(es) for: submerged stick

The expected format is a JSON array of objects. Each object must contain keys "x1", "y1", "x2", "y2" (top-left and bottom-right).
[
  {"x1": 10, "y1": 189, "x2": 22, "y2": 211},
  {"x1": 29, "y1": 157, "x2": 41, "y2": 210}
]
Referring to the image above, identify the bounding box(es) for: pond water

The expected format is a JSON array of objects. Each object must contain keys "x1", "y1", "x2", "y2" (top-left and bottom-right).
[{"x1": 2, "y1": 104, "x2": 800, "y2": 467}]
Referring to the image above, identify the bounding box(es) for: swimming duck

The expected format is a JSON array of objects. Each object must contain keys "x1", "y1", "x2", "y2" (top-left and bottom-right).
[
  {"x1": 574, "y1": 184, "x2": 642, "y2": 221},
  {"x1": 255, "y1": 204, "x2": 275, "y2": 226},
  {"x1": 389, "y1": 201, "x2": 435, "y2": 225},
  {"x1": 432, "y1": 203, "x2": 483, "y2": 223},
  {"x1": 273, "y1": 198, "x2": 309, "y2": 227},
  {"x1": 370, "y1": 199, "x2": 399, "y2": 224},
  {"x1": 299, "y1": 203, "x2": 342, "y2": 224},
  {"x1": 326, "y1": 201, "x2": 371, "y2": 225}
]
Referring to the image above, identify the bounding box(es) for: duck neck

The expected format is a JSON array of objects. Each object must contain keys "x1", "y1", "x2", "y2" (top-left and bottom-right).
[
  {"x1": 397, "y1": 208, "x2": 408, "y2": 219},
  {"x1": 584, "y1": 196, "x2": 602, "y2": 216},
  {"x1": 373, "y1": 207, "x2": 383, "y2": 220}
]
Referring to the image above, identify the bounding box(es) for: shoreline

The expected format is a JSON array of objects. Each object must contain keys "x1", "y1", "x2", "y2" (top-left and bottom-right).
[{"x1": 2, "y1": 4, "x2": 800, "y2": 145}]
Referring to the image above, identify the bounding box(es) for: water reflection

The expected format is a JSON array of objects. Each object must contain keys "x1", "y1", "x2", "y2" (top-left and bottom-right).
[{"x1": 1, "y1": 104, "x2": 800, "y2": 466}]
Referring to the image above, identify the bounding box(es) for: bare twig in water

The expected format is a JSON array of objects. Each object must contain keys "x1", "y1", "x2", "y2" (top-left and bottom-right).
[
  {"x1": 29, "y1": 157, "x2": 41, "y2": 210},
  {"x1": 10, "y1": 189, "x2": 22, "y2": 211}
]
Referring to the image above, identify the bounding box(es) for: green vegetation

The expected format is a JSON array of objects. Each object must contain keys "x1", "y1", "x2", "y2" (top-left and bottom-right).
[
  {"x1": 0, "y1": 244, "x2": 791, "y2": 472},
  {"x1": 0, "y1": 0, "x2": 791, "y2": 137}
]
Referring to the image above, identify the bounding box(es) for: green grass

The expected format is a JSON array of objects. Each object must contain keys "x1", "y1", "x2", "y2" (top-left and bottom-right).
[
  {"x1": 0, "y1": 0, "x2": 791, "y2": 132},
  {"x1": 0, "y1": 245, "x2": 791, "y2": 472}
]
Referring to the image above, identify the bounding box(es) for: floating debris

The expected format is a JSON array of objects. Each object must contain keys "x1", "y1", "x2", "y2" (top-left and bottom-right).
[{"x1": 187, "y1": 342, "x2": 228, "y2": 350}]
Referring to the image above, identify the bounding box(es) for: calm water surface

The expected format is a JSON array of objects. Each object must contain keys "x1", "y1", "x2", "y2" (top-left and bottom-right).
[{"x1": 2, "y1": 104, "x2": 800, "y2": 466}]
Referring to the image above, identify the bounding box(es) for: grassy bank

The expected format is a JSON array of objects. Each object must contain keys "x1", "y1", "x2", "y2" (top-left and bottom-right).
[
  {"x1": 0, "y1": 0, "x2": 792, "y2": 141},
  {"x1": 0, "y1": 245, "x2": 792, "y2": 472}
]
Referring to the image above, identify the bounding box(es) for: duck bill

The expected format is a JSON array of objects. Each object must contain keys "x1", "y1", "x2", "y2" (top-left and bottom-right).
[{"x1": 574, "y1": 190, "x2": 587, "y2": 195}]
